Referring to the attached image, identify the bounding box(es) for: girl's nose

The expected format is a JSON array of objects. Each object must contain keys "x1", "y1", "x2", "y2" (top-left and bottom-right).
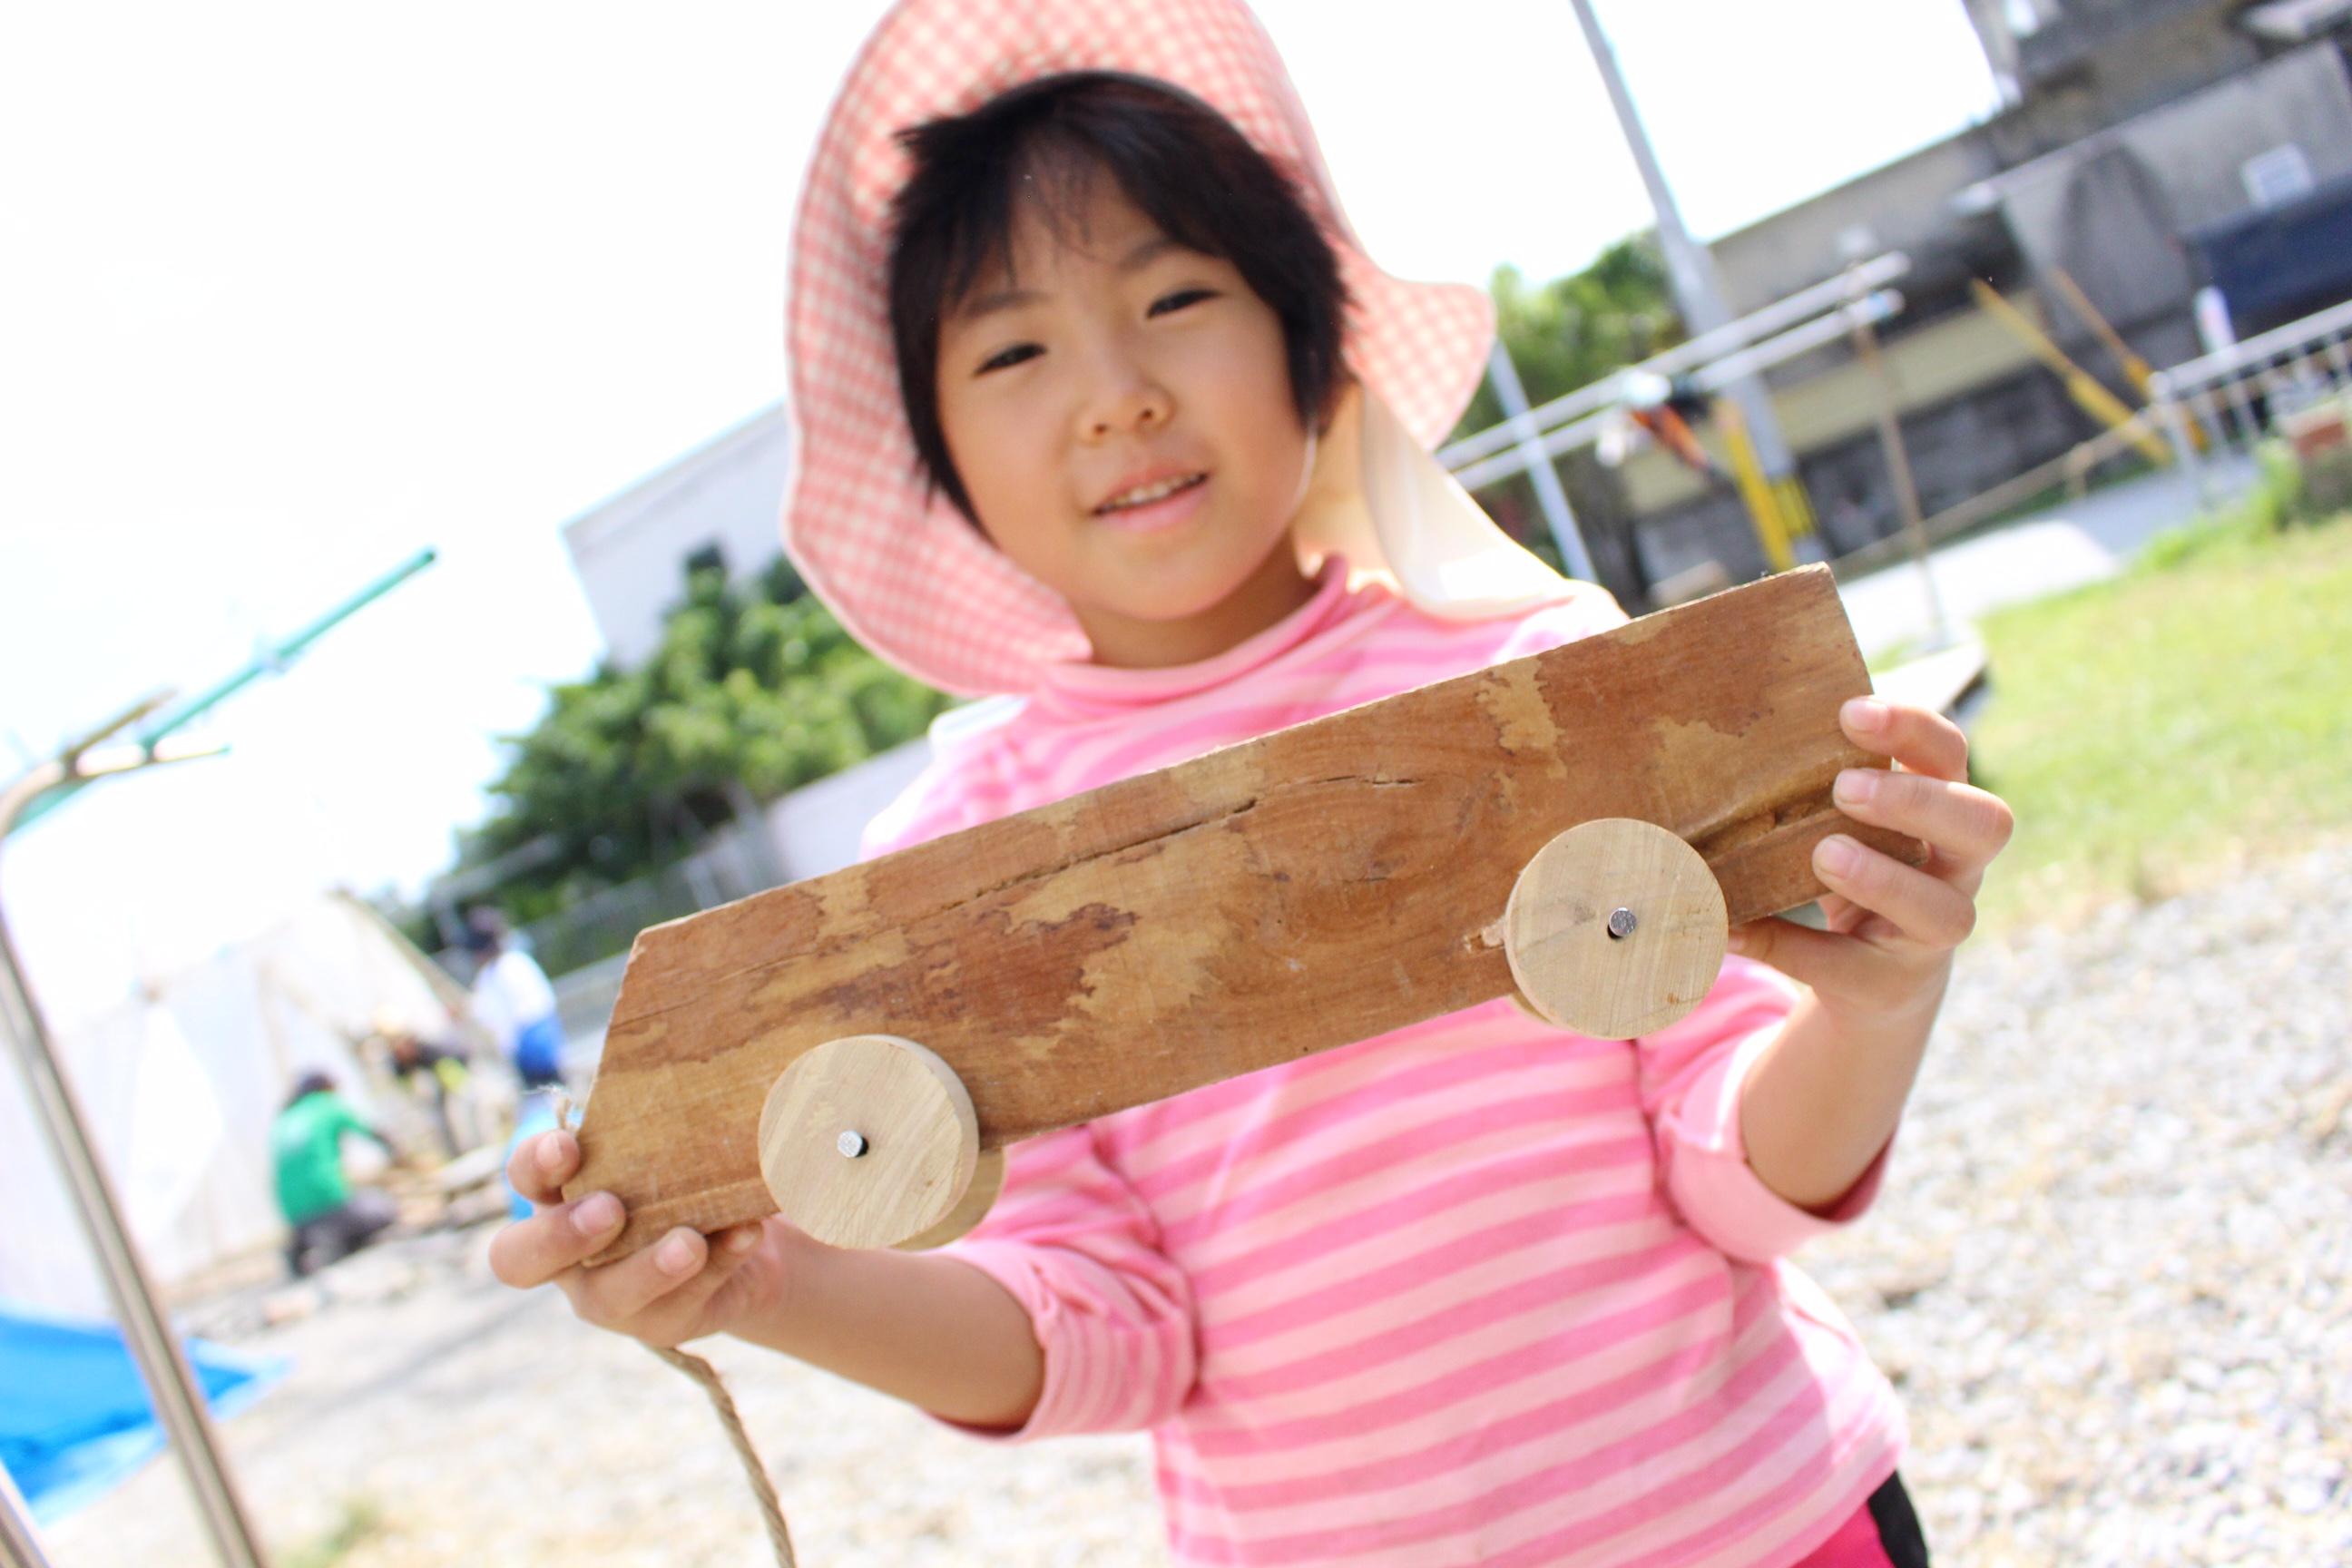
[{"x1": 1080, "y1": 363, "x2": 1172, "y2": 443}]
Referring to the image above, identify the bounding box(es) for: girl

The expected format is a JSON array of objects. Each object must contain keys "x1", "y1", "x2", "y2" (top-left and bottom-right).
[{"x1": 493, "y1": 3, "x2": 2014, "y2": 1563}]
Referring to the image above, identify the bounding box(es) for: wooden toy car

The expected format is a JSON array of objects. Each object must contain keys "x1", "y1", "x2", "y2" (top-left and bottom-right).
[{"x1": 567, "y1": 565, "x2": 1917, "y2": 1260}]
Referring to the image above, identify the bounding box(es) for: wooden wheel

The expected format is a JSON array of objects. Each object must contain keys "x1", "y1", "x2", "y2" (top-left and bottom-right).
[
  {"x1": 758, "y1": 1034, "x2": 981, "y2": 1250},
  {"x1": 893, "y1": 1147, "x2": 1005, "y2": 1252},
  {"x1": 1503, "y1": 818, "x2": 1728, "y2": 1039}
]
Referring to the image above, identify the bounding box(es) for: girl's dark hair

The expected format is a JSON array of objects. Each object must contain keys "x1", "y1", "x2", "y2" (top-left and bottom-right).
[{"x1": 887, "y1": 72, "x2": 1352, "y2": 524}]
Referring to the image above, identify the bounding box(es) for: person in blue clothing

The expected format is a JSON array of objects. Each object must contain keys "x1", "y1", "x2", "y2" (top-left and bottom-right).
[{"x1": 462, "y1": 907, "x2": 566, "y2": 1090}]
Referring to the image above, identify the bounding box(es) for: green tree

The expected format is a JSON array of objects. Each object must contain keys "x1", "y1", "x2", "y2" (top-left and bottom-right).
[
  {"x1": 1450, "y1": 235, "x2": 1681, "y2": 606},
  {"x1": 443, "y1": 559, "x2": 950, "y2": 926}
]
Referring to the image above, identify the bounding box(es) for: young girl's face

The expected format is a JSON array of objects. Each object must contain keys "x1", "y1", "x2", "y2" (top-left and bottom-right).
[{"x1": 933, "y1": 169, "x2": 1319, "y2": 669}]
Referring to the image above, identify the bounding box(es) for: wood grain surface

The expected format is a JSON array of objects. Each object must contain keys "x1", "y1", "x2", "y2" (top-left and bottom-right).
[{"x1": 569, "y1": 566, "x2": 1918, "y2": 1261}]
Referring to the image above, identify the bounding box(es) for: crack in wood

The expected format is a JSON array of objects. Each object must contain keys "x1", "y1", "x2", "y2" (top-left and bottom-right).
[
  {"x1": 915, "y1": 772, "x2": 1426, "y2": 923},
  {"x1": 613, "y1": 775, "x2": 1436, "y2": 1033}
]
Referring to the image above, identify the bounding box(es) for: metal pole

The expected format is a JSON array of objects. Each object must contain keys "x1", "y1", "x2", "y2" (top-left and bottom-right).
[
  {"x1": 0, "y1": 1457, "x2": 54, "y2": 1568},
  {"x1": 1847, "y1": 299, "x2": 1953, "y2": 651},
  {"x1": 1484, "y1": 342, "x2": 1599, "y2": 580},
  {"x1": 1563, "y1": 0, "x2": 1798, "y2": 479},
  {"x1": 18, "y1": 547, "x2": 436, "y2": 831},
  {"x1": 0, "y1": 757, "x2": 269, "y2": 1568},
  {"x1": 2148, "y1": 374, "x2": 2210, "y2": 513}
]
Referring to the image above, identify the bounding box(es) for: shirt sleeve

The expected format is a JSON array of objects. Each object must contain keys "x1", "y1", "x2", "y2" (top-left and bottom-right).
[
  {"x1": 1637, "y1": 956, "x2": 1891, "y2": 1264},
  {"x1": 327, "y1": 1097, "x2": 377, "y2": 1151},
  {"x1": 932, "y1": 1125, "x2": 1199, "y2": 1443}
]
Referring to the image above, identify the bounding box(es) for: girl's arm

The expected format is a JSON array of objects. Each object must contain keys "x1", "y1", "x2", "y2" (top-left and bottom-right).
[
  {"x1": 1729, "y1": 698, "x2": 2014, "y2": 1210},
  {"x1": 730, "y1": 1236, "x2": 1045, "y2": 1429}
]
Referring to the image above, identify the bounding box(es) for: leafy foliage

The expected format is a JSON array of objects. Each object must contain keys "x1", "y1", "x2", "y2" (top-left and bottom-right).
[
  {"x1": 1452, "y1": 237, "x2": 1680, "y2": 436},
  {"x1": 446, "y1": 558, "x2": 950, "y2": 925},
  {"x1": 1448, "y1": 235, "x2": 1682, "y2": 606}
]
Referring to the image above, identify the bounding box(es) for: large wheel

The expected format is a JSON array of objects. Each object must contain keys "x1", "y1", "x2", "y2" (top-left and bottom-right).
[
  {"x1": 1503, "y1": 818, "x2": 1729, "y2": 1039},
  {"x1": 758, "y1": 1034, "x2": 982, "y2": 1250}
]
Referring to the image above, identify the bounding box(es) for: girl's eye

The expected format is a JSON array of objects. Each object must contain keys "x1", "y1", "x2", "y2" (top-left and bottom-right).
[
  {"x1": 976, "y1": 343, "x2": 1041, "y2": 375},
  {"x1": 1149, "y1": 288, "x2": 1217, "y2": 317}
]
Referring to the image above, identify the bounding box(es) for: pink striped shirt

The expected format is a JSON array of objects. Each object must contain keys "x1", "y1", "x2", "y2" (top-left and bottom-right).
[{"x1": 862, "y1": 562, "x2": 1906, "y2": 1566}]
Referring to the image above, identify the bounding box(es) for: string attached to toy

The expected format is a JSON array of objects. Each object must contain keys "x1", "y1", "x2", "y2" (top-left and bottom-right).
[
  {"x1": 553, "y1": 1089, "x2": 799, "y2": 1563},
  {"x1": 651, "y1": 1345, "x2": 799, "y2": 1566}
]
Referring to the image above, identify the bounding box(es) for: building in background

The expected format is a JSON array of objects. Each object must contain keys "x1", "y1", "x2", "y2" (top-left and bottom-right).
[
  {"x1": 560, "y1": 403, "x2": 793, "y2": 669},
  {"x1": 1611, "y1": 1, "x2": 2352, "y2": 586}
]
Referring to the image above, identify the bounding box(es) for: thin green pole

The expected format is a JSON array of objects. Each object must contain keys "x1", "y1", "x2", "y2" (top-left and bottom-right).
[{"x1": 15, "y1": 548, "x2": 436, "y2": 832}]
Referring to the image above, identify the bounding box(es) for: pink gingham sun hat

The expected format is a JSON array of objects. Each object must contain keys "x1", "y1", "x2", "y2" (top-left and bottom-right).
[{"x1": 782, "y1": 0, "x2": 1556, "y2": 696}]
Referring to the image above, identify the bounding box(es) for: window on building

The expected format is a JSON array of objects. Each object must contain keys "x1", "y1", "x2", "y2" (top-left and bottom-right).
[{"x1": 2242, "y1": 144, "x2": 2316, "y2": 211}]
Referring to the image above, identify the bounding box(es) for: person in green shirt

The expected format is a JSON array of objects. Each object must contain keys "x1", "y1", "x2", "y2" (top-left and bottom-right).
[{"x1": 270, "y1": 1072, "x2": 397, "y2": 1278}]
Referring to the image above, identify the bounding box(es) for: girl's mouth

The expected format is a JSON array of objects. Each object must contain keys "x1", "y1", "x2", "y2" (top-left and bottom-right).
[{"x1": 1093, "y1": 472, "x2": 1209, "y2": 534}]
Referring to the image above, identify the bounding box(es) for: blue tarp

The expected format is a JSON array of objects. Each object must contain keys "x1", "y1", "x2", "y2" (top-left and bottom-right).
[{"x1": 0, "y1": 1303, "x2": 285, "y2": 1524}]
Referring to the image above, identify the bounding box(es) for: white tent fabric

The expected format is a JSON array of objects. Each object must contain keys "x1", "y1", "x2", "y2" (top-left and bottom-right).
[{"x1": 1, "y1": 893, "x2": 483, "y2": 1317}]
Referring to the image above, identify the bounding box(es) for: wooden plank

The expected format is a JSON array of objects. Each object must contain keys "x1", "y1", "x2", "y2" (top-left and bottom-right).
[
  {"x1": 1871, "y1": 639, "x2": 1990, "y2": 723},
  {"x1": 569, "y1": 565, "x2": 1916, "y2": 1261}
]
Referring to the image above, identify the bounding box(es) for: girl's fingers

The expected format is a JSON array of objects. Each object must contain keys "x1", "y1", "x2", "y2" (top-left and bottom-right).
[
  {"x1": 488, "y1": 1190, "x2": 624, "y2": 1289},
  {"x1": 567, "y1": 1227, "x2": 755, "y2": 1337},
  {"x1": 1832, "y1": 768, "x2": 2015, "y2": 879},
  {"x1": 1812, "y1": 834, "x2": 1977, "y2": 950},
  {"x1": 1816, "y1": 893, "x2": 1870, "y2": 936},
  {"x1": 506, "y1": 1129, "x2": 580, "y2": 1206},
  {"x1": 1728, "y1": 916, "x2": 1912, "y2": 1012},
  {"x1": 1842, "y1": 699, "x2": 1969, "y2": 782}
]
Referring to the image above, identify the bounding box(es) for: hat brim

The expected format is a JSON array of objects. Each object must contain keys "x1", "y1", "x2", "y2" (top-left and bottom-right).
[{"x1": 779, "y1": 0, "x2": 1541, "y2": 697}]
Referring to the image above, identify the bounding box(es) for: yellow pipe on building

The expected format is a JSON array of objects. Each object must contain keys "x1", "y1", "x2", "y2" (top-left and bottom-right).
[
  {"x1": 1969, "y1": 279, "x2": 2172, "y2": 466},
  {"x1": 1714, "y1": 397, "x2": 1794, "y2": 571}
]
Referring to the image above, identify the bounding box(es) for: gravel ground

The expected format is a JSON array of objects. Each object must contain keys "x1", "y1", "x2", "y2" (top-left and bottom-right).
[{"x1": 43, "y1": 843, "x2": 2352, "y2": 1567}]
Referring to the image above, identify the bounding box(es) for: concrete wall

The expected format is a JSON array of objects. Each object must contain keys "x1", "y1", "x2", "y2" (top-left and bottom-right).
[
  {"x1": 1973, "y1": 2, "x2": 2285, "y2": 166},
  {"x1": 1633, "y1": 367, "x2": 2094, "y2": 587},
  {"x1": 765, "y1": 737, "x2": 936, "y2": 881},
  {"x1": 1710, "y1": 33, "x2": 2352, "y2": 334},
  {"x1": 1711, "y1": 132, "x2": 2006, "y2": 318},
  {"x1": 1999, "y1": 43, "x2": 2352, "y2": 338},
  {"x1": 561, "y1": 404, "x2": 793, "y2": 669},
  {"x1": 2011, "y1": 0, "x2": 2257, "y2": 114},
  {"x1": 1616, "y1": 292, "x2": 2053, "y2": 516}
]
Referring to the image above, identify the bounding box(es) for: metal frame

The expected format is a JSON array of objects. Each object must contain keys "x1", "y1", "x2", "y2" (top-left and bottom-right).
[
  {"x1": 0, "y1": 1458, "x2": 53, "y2": 1568},
  {"x1": 0, "y1": 740, "x2": 266, "y2": 1568},
  {"x1": 3, "y1": 550, "x2": 435, "y2": 1565},
  {"x1": 2150, "y1": 296, "x2": 2352, "y2": 512},
  {"x1": 1444, "y1": 278, "x2": 1906, "y2": 495}
]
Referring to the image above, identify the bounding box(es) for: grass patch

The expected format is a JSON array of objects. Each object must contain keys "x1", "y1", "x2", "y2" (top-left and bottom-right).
[
  {"x1": 279, "y1": 1495, "x2": 387, "y2": 1568},
  {"x1": 1968, "y1": 509, "x2": 2351, "y2": 931}
]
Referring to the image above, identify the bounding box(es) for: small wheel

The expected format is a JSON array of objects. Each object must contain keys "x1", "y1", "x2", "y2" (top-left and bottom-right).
[
  {"x1": 758, "y1": 1034, "x2": 980, "y2": 1250},
  {"x1": 1503, "y1": 818, "x2": 1728, "y2": 1039}
]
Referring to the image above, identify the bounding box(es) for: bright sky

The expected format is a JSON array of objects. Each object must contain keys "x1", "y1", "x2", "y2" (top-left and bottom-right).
[{"x1": 0, "y1": 0, "x2": 2000, "y2": 1022}]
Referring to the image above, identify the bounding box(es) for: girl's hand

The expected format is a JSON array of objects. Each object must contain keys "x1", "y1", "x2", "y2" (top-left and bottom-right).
[
  {"x1": 488, "y1": 1129, "x2": 799, "y2": 1349},
  {"x1": 1730, "y1": 697, "x2": 2014, "y2": 1018}
]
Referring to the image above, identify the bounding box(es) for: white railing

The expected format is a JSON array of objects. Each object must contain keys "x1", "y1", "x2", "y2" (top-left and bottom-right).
[
  {"x1": 2149, "y1": 296, "x2": 2352, "y2": 466},
  {"x1": 1438, "y1": 252, "x2": 1912, "y2": 481}
]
